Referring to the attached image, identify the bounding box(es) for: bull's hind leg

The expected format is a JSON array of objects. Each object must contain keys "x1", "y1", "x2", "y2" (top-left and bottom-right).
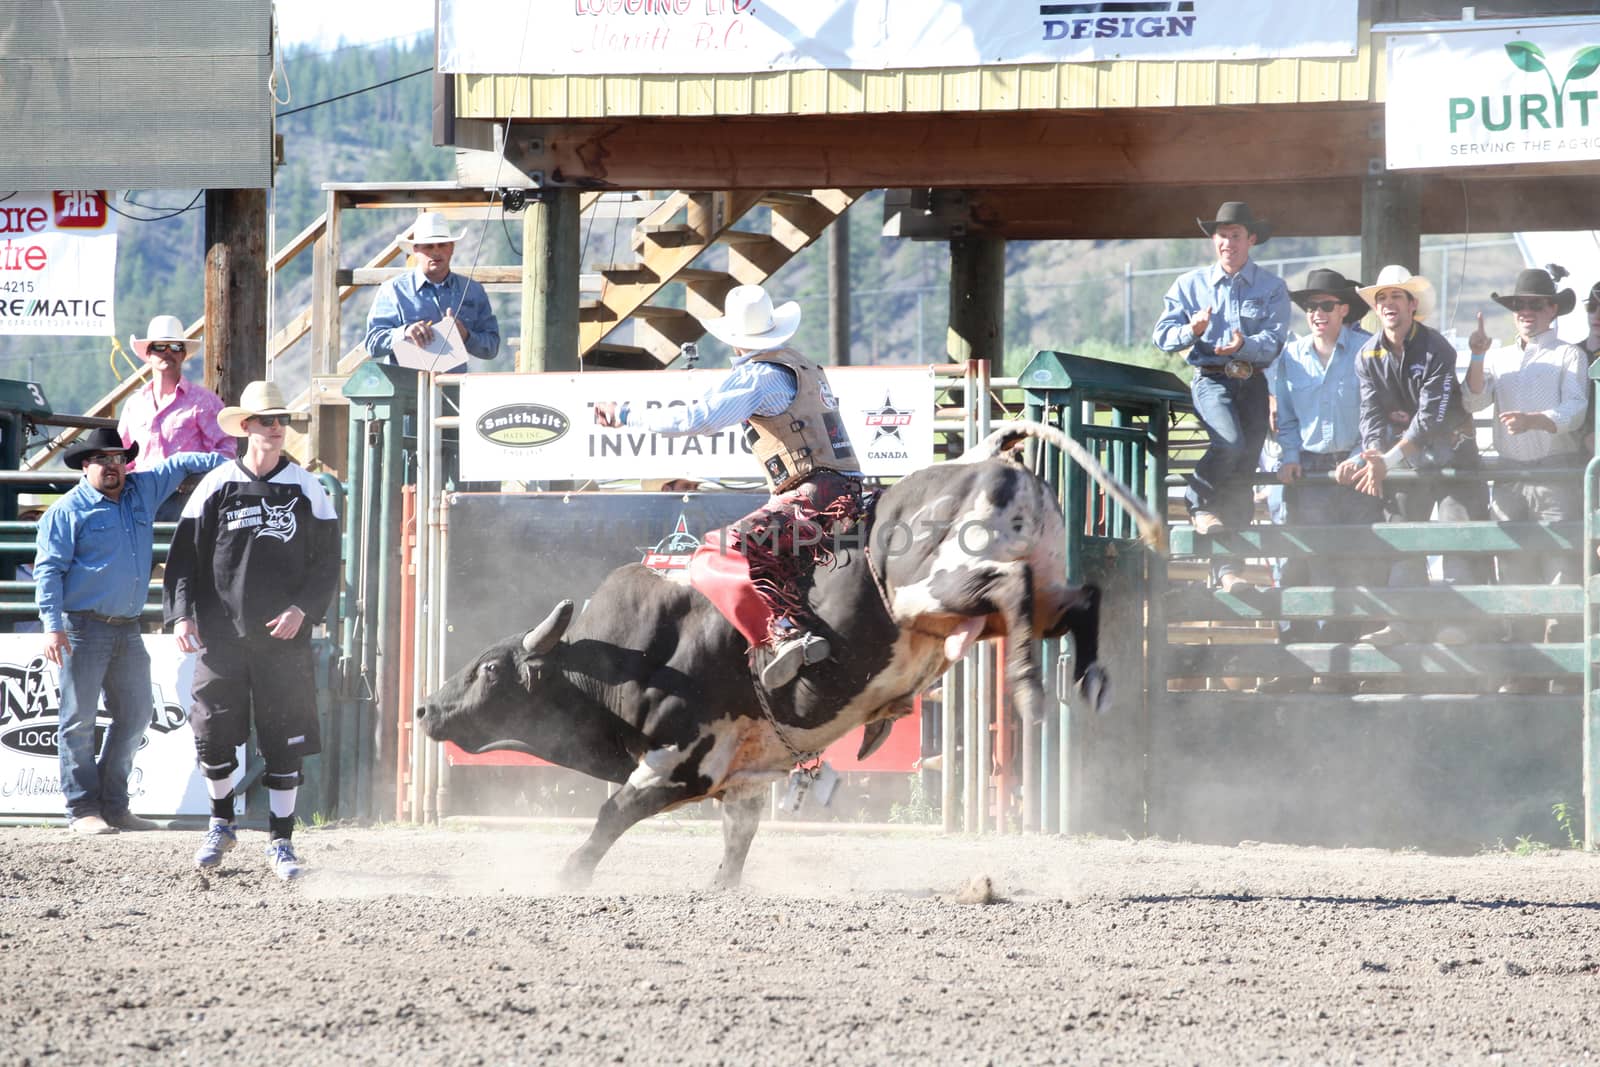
[
  {"x1": 713, "y1": 789, "x2": 765, "y2": 890},
  {"x1": 559, "y1": 777, "x2": 695, "y2": 890}
]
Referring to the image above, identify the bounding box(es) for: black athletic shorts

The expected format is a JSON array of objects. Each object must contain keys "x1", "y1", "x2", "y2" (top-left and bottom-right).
[{"x1": 189, "y1": 636, "x2": 323, "y2": 767}]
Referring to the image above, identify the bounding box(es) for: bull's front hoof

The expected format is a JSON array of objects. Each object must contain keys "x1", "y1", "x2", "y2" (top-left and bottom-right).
[
  {"x1": 556, "y1": 860, "x2": 595, "y2": 892},
  {"x1": 709, "y1": 868, "x2": 745, "y2": 892}
]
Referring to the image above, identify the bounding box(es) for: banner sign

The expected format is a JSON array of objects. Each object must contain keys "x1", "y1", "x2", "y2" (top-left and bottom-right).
[
  {"x1": 458, "y1": 365, "x2": 935, "y2": 483},
  {"x1": 0, "y1": 191, "x2": 117, "y2": 336},
  {"x1": 1387, "y1": 23, "x2": 1600, "y2": 170},
  {"x1": 440, "y1": 1, "x2": 1358, "y2": 77},
  {"x1": 0, "y1": 635, "x2": 227, "y2": 816}
]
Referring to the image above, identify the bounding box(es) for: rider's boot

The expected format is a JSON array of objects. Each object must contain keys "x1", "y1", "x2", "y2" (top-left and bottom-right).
[{"x1": 760, "y1": 628, "x2": 831, "y2": 689}]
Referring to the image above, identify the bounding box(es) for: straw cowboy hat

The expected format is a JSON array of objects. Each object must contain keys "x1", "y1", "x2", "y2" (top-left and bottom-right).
[
  {"x1": 216, "y1": 380, "x2": 307, "y2": 437},
  {"x1": 698, "y1": 284, "x2": 801, "y2": 352},
  {"x1": 1492, "y1": 268, "x2": 1576, "y2": 316},
  {"x1": 1290, "y1": 268, "x2": 1369, "y2": 325},
  {"x1": 1356, "y1": 265, "x2": 1437, "y2": 322},
  {"x1": 62, "y1": 427, "x2": 138, "y2": 471},
  {"x1": 1197, "y1": 201, "x2": 1271, "y2": 246},
  {"x1": 399, "y1": 211, "x2": 465, "y2": 251},
  {"x1": 130, "y1": 314, "x2": 200, "y2": 359}
]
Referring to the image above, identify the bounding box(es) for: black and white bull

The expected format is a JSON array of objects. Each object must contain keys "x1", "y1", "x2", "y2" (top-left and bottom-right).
[{"x1": 418, "y1": 423, "x2": 1160, "y2": 888}]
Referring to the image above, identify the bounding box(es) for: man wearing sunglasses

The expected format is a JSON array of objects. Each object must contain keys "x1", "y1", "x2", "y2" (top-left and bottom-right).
[
  {"x1": 1462, "y1": 268, "x2": 1587, "y2": 691},
  {"x1": 1271, "y1": 269, "x2": 1383, "y2": 659},
  {"x1": 164, "y1": 381, "x2": 340, "y2": 881},
  {"x1": 32, "y1": 427, "x2": 228, "y2": 836},
  {"x1": 117, "y1": 315, "x2": 236, "y2": 521}
]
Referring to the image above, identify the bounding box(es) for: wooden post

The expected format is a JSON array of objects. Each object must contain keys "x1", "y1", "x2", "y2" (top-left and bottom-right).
[
  {"x1": 519, "y1": 188, "x2": 581, "y2": 372},
  {"x1": 828, "y1": 212, "x2": 851, "y2": 366},
  {"x1": 203, "y1": 189, "x2": 269, "y2": 401},
  {"x1": 1361, "y1": 168, "x2": 1422, "y2": 289},
  {"x1": 948, "y1": 234, "x2": 1005, "y2": 365}
]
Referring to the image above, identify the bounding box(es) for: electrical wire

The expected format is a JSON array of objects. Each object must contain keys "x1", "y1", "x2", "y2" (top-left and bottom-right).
[
  {"x1": 275, "y1": 67, "x2": 431, "y2": 118},
  {"x1": 100, "y1": 190, "x2": 204, "y2": 222}
]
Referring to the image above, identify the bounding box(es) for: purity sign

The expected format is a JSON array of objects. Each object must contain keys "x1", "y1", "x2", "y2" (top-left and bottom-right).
[
  {"x1": 1388, "y1": 24, "x2": 1600, "y2": 169},
  {"x1": 0, "y1": 191, "x2": 117, "y2": 336}
]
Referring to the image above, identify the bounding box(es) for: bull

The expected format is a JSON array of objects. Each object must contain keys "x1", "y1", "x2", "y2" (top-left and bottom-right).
[{"x1": 418, "y1": 423, "x2": 1160, "y2": 888}]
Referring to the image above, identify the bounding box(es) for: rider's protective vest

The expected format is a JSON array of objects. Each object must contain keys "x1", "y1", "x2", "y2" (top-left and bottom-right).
[{"x1": 743, "y1": 348, "x2": 860, "y2": 493}]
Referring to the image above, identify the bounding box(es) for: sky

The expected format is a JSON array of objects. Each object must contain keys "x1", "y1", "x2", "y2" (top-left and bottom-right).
[{"x1": 273, "y1": 0, "x2": 435, "y2": 52}]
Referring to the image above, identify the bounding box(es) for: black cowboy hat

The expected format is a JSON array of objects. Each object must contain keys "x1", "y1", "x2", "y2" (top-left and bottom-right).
[
  {"x1": 1196, "y1": 201, "x2": 1271, "y2": 246},
  {"x1": 1492, "y1": 268, "x2": 1575, "y2": 316},
  {"x1": 63, "y1": 427, "x2": 138, "y2": 471},
  {"x1": 1290, "y1": 268, "x2": 1369, "y2": 325}
]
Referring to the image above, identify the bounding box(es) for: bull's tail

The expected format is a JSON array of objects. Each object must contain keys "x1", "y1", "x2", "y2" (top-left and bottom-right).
[{"x1": 966, "y1": 421, "x2": 1167, "y2": 553}]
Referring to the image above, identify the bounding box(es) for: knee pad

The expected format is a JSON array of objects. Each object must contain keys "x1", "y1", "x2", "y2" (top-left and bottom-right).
[
  {"x1": 197, "y1": 757, "x2": 238, "y2": 781},
  {"x1": 263, "y1": 761, "x2": 303, "y2": 792}
]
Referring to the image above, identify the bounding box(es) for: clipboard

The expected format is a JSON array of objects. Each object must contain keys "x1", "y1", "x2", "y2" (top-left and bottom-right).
[{"x1": 392, "y1": 317, "x2": 469, "y2": 373}]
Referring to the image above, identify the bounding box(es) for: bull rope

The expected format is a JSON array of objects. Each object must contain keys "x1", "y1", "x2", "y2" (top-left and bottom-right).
[{"x1": 967, "y1": 421, "x2": 1168, "y2": 553}]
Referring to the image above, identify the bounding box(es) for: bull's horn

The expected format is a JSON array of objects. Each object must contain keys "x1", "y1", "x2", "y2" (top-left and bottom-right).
[
  {"x1": 522, "y1": 600, "x2": 575, "y2": 655},
  {"x1": 971, "y1": 420, "x2": 1167, "y2": 553}
]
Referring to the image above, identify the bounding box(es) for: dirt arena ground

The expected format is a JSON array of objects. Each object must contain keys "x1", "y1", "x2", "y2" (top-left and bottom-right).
[{"x1": 2, "y1": 820, "x2": 1598, "y2": 1065}]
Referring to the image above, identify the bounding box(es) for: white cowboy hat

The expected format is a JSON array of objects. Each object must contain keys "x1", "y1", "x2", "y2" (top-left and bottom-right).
[
  {"x1": 130, "y1": 314, "x2": 200, "y2": 359},
  {"x1": 399, "y1": 211, "x2": 465, "y2": 251},
  {"x1": 1356, "y1": 265, "x2": 1437, "y2": 321},
  {"x1": 216, "y1": 380, "x2": 308, "y2": 437},
  {"x1": 698, "y1": 284, "x2": 801, "y2": 352}
]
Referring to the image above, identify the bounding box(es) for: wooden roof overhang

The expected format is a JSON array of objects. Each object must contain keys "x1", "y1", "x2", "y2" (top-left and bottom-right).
[{"x1": 456, "y1": 102, "x2": 1599, "y2": 238}]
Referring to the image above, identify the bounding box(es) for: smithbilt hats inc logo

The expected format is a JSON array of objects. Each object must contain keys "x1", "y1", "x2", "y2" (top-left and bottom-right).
[
  {"x1": 638, "y1": 515, "x2": 701, "y2": 573},
  {"x1": 476, "y1": 403, "x2": 570, "y2": 447},
  {"x1": 1448, "y1": 40, "x2": 1600, "y2": 138},
  {"x1": 0, "y1": 656, "x2": 185, "y2": 763},
  {"x1": 1040, "y1": 1, "x2": 1196, "y2": 43},
  {"x1": 862, "y1": 393, "x2": 913, "y2": 461}
]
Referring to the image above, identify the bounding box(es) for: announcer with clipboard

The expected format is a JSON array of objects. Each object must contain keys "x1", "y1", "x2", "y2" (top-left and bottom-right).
[{"x1": 362, "y1": 211, "x2": 501, "y2": 373}]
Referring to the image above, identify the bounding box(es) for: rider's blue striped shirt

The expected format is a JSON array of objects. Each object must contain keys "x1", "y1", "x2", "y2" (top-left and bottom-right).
[{"x1": 621, "y1": 354, "x2": 797, "y2": 436}]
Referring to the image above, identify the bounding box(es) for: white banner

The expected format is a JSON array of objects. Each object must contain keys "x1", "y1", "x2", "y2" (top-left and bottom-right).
[
  {"x1": 1387, "y1": 24, "x2": 1600, "y2": 170},
  {"x1": 0, "y1": 191, "x2": 117, "y2": 336},
  {"x1": 458, "y1": 365, "x2": 935, "y2": 483},
  {"x1": 440, "y1": 1, "x2": 1358, "y2": 76},
  {"x1": 0, "y1": 635, "x2": 228, "y2": 816}
]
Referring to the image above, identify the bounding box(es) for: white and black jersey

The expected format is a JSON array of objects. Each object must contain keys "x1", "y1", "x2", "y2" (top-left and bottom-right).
[{"x1": 164, "y1": 457, "x2": 340, "y2": 641}]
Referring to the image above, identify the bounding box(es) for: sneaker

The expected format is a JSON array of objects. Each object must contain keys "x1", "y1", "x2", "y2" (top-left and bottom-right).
[
  {"x1": 265, "y1": 838, "x2": 304, "y2": 881},
  {"x1": 105, "y1": 811, "x2": 161, "y2": 832},
  {"x1": 194, "y1": 822, "x2": 238, "y2": 869},
  {"x1": 760, "y1": 632, "x2": 831, "y2": 689},
  {"x1": 69, "y1": 814, "x2": 117, "y2": 836},
  {"x1": 1191, "y1": 511, "x2": 1225, "y2": 535}
]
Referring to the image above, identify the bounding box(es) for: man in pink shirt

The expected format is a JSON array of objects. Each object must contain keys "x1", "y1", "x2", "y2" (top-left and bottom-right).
[{"x1": 118, "y1": 315, "x2": 235, "y2": 520}]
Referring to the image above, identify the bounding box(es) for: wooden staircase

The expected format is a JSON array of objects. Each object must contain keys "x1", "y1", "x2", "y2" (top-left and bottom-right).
[{"x1": 581, "y1": 189, "x2": 861, "y2": 368}]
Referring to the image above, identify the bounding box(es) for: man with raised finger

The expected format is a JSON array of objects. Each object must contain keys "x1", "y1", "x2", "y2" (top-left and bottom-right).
[{"x1": 1462, "y1": 268, "x2": 1586, "y2": 688}]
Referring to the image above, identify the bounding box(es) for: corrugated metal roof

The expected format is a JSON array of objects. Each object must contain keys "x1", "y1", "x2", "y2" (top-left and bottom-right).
[
  {"x1": 0, "y1": 0, "x2": 273, "y2": 190},
  {"x1": 457, "y1": 42, "x2": 1376, "y2": 120}
]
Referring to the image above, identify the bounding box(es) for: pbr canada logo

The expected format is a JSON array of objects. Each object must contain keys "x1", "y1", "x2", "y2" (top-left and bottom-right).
[
  {"x1": 0, "y1": 655, "x2": 186, "y2": 761},
  {"x1": 862, "y1": 392, "x2": 913, "y2": 462},
  {"x1": 639, "y1": 515, "x2": 701, "y2": 573}
]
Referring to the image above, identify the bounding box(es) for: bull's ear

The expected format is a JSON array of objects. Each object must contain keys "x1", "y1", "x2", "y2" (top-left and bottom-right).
[{"x1": 522, "y1": 600, "x2": 575, "y2": 655}]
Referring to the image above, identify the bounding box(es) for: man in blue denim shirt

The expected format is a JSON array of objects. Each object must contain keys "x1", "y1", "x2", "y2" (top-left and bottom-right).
[
  {"x1": 1273, "y1": 268, "x2": 1382, "y2": 646},
  {"x1": 33, "y1": 427, "x2": 225, "y2": 836},
  {"x1": 363, "y1": 211, "x2": 501, "y2": 373},
  {"x1": 1153, "y1": 202, "x2": 1291, "y2": 591}
]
